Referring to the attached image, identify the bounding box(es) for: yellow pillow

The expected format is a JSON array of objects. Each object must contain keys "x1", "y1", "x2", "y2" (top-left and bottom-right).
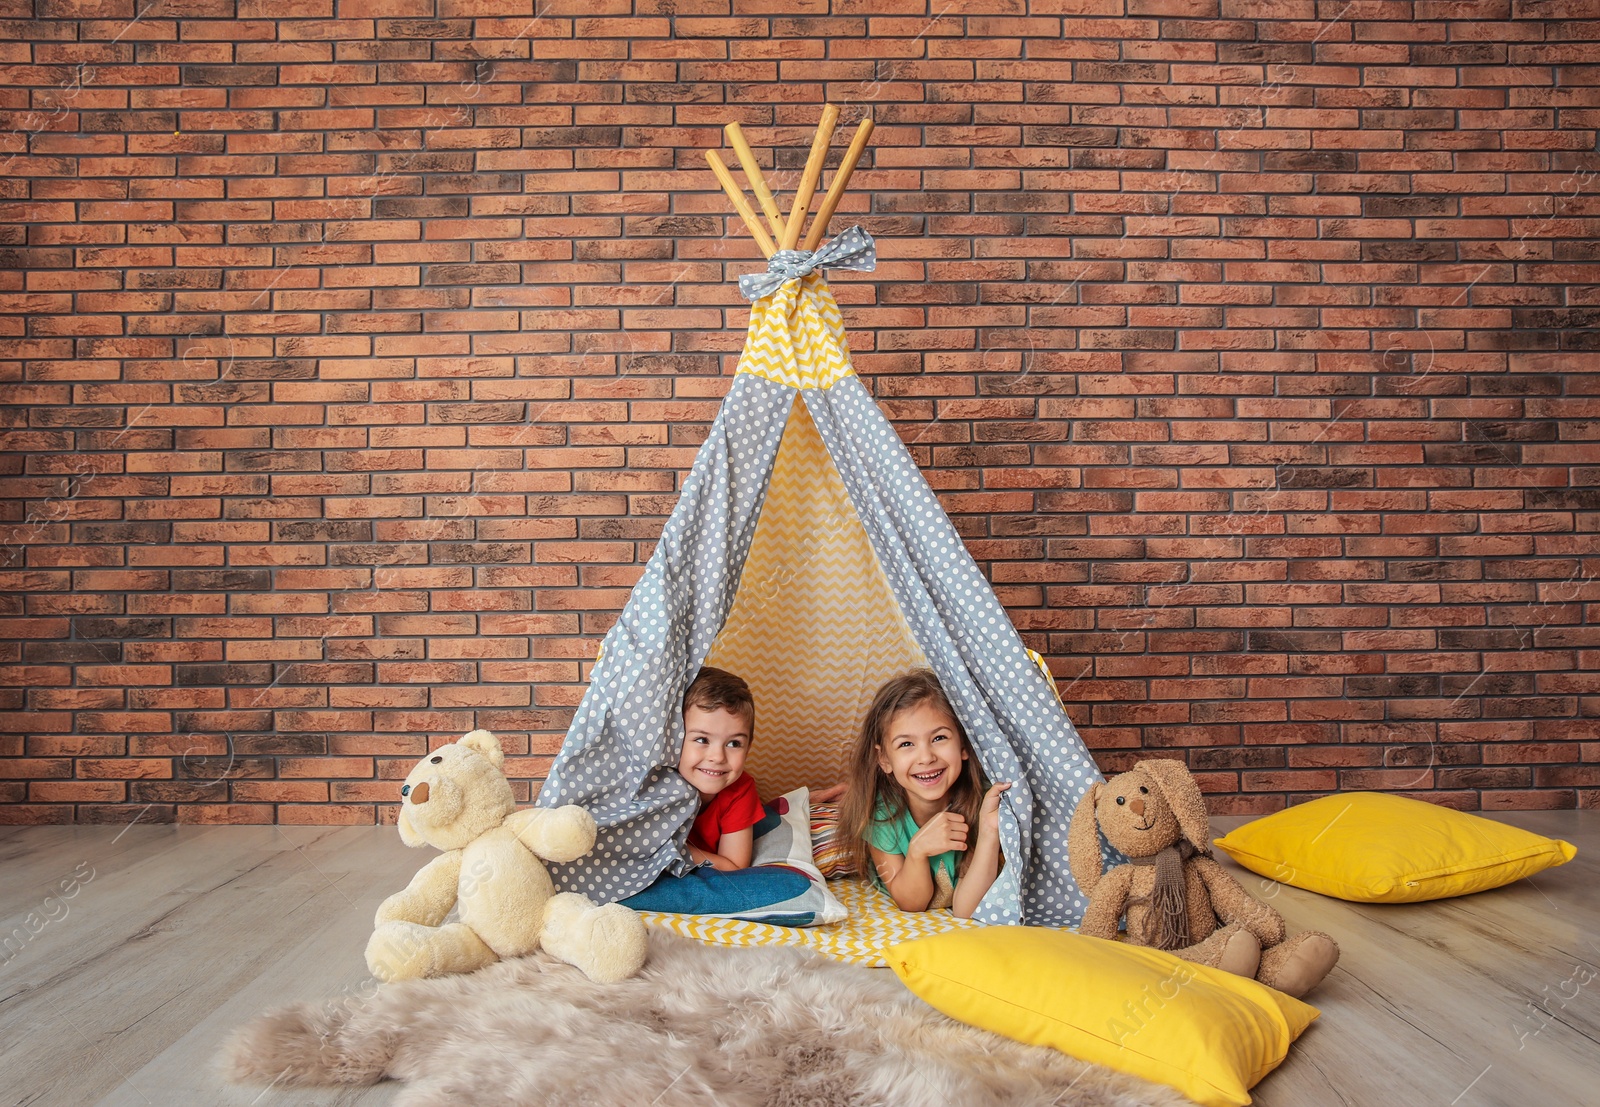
[
  {"x1": 887, "y1": 926, "x2": 1317, "y2": 1107},
  {"x1": 1212, "y1": 792, "x2": 1577, "y2": 903}
]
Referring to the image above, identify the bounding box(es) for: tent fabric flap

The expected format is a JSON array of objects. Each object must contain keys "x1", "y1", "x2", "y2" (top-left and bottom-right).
[{"x1": 536, "y1": 372, "x2": 796, "y2": 904}]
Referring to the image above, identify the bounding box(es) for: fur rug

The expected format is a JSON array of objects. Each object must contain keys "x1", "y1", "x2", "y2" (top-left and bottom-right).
[{"x1": 220, "y1": 930, "x2": 1191, "y2": 1107}]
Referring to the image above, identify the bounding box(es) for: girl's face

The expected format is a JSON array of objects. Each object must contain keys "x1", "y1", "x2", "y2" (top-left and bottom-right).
[{"x1": 876, "y1": 700, "x2": 966, "y2": 806}]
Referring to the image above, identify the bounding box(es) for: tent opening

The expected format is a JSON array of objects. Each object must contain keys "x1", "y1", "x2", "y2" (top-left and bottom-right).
[{"x1": 702, "y1": 396, "x2": 927, "y2": 800}]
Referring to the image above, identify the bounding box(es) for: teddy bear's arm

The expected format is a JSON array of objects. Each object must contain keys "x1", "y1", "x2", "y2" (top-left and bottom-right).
[
  {"x1": 504, "y1": 805, "x2": 597, "y2": 863},
  {"x1": 375, "y1": 850, "x2": 463, "y2": 928},
  {"x1": 1192, "y1": 856, "x2": 1286, "y2": 945},
  {"x1": 1077, "y1": 865, "x2": 1134, "y2": 940}
]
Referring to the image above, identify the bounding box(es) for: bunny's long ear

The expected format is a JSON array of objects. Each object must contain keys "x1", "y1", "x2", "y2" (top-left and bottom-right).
[
  {"x1": 1138, "y1": 759, "x2": 1210, "y2": 853},
  {"x1": 1066, "y1": 781, "x2": 1105, "y2": 896}
]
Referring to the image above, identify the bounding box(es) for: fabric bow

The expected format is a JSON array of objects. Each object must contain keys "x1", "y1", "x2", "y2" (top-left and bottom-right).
[{"x1": 737, "y1": 225, "x2": 877, "y2": 302}]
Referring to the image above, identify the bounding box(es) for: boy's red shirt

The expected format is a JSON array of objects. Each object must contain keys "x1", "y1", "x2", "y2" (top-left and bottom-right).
[{"x1": 688, "y1": 772, "x2": 763, "y2": 855}]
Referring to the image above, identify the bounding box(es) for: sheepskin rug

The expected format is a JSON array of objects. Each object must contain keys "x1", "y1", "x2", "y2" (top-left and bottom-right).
[{"x1": 220, "y1": 929, "x2": 1191, "y2": 1107}]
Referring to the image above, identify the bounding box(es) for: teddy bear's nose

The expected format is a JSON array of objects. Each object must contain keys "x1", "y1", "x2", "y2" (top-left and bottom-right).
[
  {"x1": 1129, "y1": 796, "x2": 1145, "y2": 817},
  {"x1": 410, "y1": 781, "x2": 430, "y2": 804}
]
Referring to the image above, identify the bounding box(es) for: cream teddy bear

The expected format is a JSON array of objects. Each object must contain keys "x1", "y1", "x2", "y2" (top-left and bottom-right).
[{"x1": 365, "y1": 729, "x2": 648, "y2": 985}]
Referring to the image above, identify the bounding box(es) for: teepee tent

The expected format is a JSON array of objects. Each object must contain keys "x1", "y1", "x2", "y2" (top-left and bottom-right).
[{"x1": 538, "y1": 108, "x2": 1109, "y2": 927}]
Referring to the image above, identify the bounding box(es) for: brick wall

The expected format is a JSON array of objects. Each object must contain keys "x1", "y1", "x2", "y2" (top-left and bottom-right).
[{"x1": 3, "y1": 0, "x2": 1597, "y2": 826}]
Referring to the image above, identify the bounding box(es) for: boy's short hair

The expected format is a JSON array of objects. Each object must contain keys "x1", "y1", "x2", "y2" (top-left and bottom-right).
[{"x1": 682, "y1": 667, "x2": 755, "y2": 737}]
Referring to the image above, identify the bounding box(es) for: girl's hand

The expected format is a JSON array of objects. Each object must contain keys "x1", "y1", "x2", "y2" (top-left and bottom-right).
[
  {"x1": 810, "y1": 782, "x2": 847, "y2": 804},
  {"x1": 907, "y1": 811, "x2": 968, "y2": 858},
  {"x1": 979, "y1": 782, "x2": 1012, "y2": 836}
]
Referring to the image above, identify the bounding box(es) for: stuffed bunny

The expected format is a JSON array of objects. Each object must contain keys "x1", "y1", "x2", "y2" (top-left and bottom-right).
[{"x1": 1067, "y1": 759, "x2": 1338, "y2": 999}]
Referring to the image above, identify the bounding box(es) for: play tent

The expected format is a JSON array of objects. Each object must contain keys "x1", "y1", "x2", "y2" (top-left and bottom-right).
[{"x1": 538, "y1": 108, "x2": 1110, "y2": 927}]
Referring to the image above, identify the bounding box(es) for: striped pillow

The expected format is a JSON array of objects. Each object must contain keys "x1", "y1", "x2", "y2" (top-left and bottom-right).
[{"x1": 810, "y1": 800, "x2": 858, "y2": 878}]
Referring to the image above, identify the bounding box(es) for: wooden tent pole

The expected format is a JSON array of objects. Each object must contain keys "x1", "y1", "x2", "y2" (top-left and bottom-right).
[
  {"x1": 723, "y1": 122, "x2": 785, "y2": 241},
  {"x1": 803, "y1": 117, "x2": 874, "y2": 252},
  {"x1": 704, "y1": 149, "x2": 777, "y2": 259},
  {"x1": 780, "y1": 103, "x2": 840, "y2": 252}
]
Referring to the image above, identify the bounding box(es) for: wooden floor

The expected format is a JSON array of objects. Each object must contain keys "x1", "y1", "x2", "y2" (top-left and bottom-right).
[{"x1": 0, "y1": 811, "x2": 1594, "y2": 1107}]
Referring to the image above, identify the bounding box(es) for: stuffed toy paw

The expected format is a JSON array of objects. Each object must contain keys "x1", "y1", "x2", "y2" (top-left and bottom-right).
[
  {"x1": 1067, "y1": 759, "x2": 1339, "y2": 999},
  {"x1": 365, "y1": 729, "x2": 648, "y2": 985}
]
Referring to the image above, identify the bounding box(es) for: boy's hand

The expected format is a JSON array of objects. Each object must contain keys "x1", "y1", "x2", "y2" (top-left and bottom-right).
[
  {"x1": 979, "y1": 782, "x2": 1012, "y2": 836},
  {"x1": 908, "y1": 811, "x2": 968, "y2": 858}
]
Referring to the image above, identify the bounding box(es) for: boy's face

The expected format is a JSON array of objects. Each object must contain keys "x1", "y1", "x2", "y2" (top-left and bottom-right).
[{"x1": 678, "y1": 705, "x2": 750, "y2": 798}]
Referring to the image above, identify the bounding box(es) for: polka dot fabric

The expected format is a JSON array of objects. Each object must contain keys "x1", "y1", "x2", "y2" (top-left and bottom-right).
[
  {"x1": 537, "y1": 373, "x2": 796, "y2": 903},
  {"x1": 801, "y1": 376, "x2": 1120, "y2": 927},
  {"x1": 736, "y1": 225, "x2": 877, "y2": 304}
]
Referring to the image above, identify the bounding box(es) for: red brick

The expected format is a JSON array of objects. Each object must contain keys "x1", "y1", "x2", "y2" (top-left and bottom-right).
[
  {"x1": 176, "y1": 804, "x2": 276, "y2": 824},
  {"x1": 277, "y1": 804, "x2": 376, "y2": 824},
  {"x1": 232, "y1": 781, "x2": 330, "y2": 803},
  {"x1": 0, "y1": 8, "x2": 1593, "y2": 824}
]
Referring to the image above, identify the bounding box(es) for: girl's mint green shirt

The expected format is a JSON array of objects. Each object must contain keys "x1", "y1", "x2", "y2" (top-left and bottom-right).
[{"x1": 867, "y1": 801, "x2": 960, "y2": 889}]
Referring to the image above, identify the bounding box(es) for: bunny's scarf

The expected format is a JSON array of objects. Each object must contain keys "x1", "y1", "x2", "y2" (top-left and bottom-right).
[{"x1": 1127, "y1": 840, "x2": 1197, "y2": 951}]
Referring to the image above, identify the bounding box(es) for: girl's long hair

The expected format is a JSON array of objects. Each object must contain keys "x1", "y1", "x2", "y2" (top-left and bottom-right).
[{"x1": 840, "y1": 668, "x2": 987, "y2": 882}]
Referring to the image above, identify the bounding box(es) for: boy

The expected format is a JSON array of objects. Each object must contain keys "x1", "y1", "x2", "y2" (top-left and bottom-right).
[{"x1": 677, "y1": 667, "x2": 762, "y2": 872}]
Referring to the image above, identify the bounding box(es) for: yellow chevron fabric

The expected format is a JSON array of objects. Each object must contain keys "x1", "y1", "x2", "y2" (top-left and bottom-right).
[
  {"x1": 636, "y1": 877, "x2": 984, "y2": 967},
  {"x1": 703, "y1": 397, "x2": 927, "y2": 799},
  {"x1": 735, "y1": 272, "x2": 855, "y2": 390}
]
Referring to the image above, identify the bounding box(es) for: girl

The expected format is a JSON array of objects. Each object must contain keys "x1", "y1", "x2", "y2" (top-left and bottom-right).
[{"x1": 839, "y1": 669, "x2": 1010, "y2": 919}]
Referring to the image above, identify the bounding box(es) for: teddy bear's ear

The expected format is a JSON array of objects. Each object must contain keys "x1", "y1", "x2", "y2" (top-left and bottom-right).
[
  {"x1": 458, "y1": 729, "x2": 505, "y2": 769},
  {"x1": 1066, "y1": 780, "x2": 1104, "y2": 896},
  {"x1": 1138, "y1": 759, "x2": 1210, "y2": 853}
]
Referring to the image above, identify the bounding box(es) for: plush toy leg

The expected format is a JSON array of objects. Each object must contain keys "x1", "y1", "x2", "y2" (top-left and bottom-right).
[
  {"x1": 366, "y1": 920, "x2": 498, "y2": 983},
  {"x1": 540, "y1": 892, "x2": 649, "y2": 984},
  {"x1": 1216, "y1": 925, "x2": 1264, "y2": 979},
  {"x1": 1172, "y1": 923, "x2": 1261, "y2": 979},
  {"x1": 1257, "y1": 931, "x2": 1340, "y2": 999}
]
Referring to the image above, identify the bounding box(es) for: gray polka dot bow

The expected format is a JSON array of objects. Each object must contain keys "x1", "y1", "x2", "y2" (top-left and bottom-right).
[{"x1": 737, "y1": 226, "x2": 878, "y2": 303}]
